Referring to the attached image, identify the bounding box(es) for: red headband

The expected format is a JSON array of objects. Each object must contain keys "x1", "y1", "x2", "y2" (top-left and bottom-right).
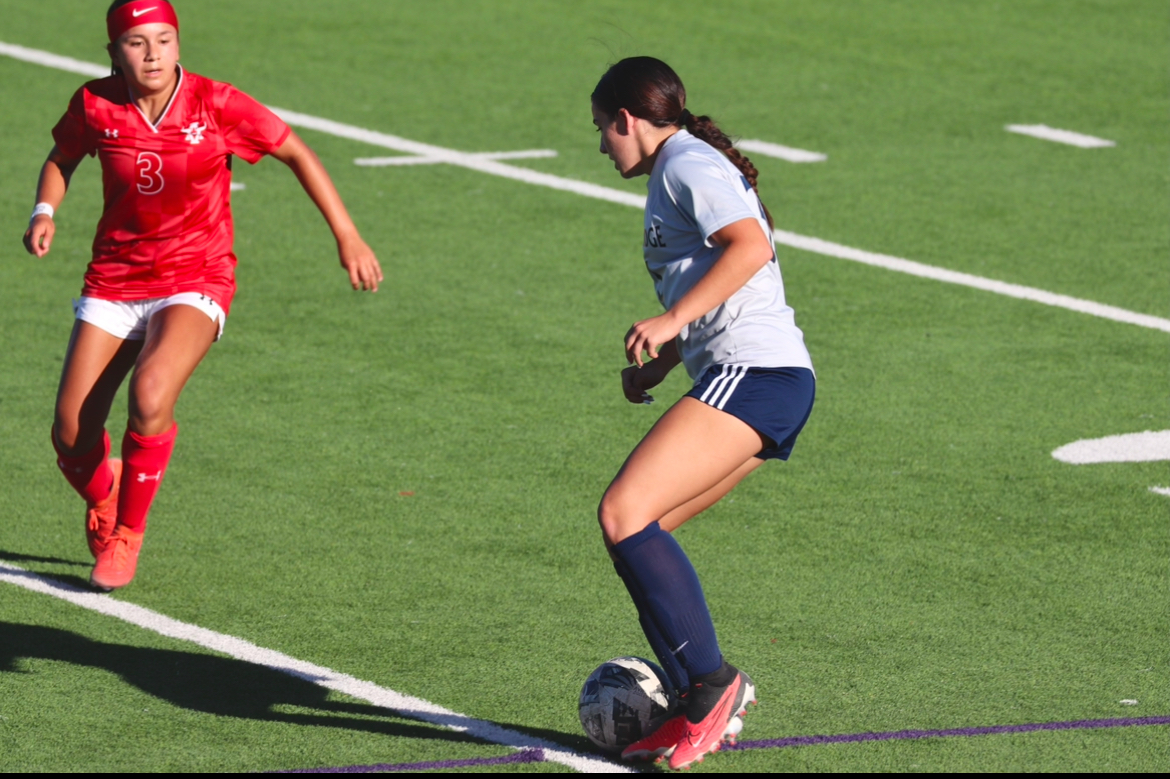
[{"x1": 107, "y1": 1, "x2": 180, "y2": 42}]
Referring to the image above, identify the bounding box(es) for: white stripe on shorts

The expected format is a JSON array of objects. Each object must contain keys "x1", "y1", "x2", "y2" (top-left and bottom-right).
[
  {"x1": 699, "y1": 365, "x2": 748, "y2": 410},
  {"x1": 699, "y1": 365, "x2": 733, "y2": 404},
  {"x1": 714, "y1": 365, "x2": 748, "y2": 410}
]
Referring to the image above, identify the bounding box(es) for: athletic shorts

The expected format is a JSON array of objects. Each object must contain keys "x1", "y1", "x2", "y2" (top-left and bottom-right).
[
  {"x1": 686, "y1": 365, "x2": 816, "y2": 461},
  {"x1": 73, "y1": 293, "x2": 226, "y2": 341}
]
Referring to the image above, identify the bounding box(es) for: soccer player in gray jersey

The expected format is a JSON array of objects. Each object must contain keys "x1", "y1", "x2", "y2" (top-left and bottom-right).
[{"x1": 591, "y1": 57, "x2": 815, "y2": 769}]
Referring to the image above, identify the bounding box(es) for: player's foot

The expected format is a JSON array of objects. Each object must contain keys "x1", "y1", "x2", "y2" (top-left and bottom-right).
[
  {"x1": 668, "y1": 666, "x2": 756, "y2": 770},
  {"x1": 89, "y1": 525, "x2": 143, "y2": 592},
  {"x1": 621, "y1": 713, "x2": 744, "y2": 761},
  {"x1": 85, "y1": 458, "x2": 122, "y2": 558}
]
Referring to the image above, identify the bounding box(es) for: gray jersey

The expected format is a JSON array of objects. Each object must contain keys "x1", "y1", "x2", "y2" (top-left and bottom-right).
[{"x1": 644, "y1": 130, "x2": 813, "y2": 380}]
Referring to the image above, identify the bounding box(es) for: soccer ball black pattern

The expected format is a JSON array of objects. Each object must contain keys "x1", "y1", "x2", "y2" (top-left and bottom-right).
[{"x1": 578, "y1": 657, "x2": 678, "y2": 752}]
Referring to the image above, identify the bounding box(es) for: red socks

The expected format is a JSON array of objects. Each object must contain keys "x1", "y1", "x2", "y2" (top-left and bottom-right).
[
  {"x1": 117, "y1": 423, "x2": 178, "y2": 533},
  {"x1": 53, "y1": 428, "x2": 116, "y2": 506}
]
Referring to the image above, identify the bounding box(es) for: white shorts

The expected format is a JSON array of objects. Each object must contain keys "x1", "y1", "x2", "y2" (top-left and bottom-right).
[{"x1": 73, "y1": 293, "x2": 226, "y2": 341}]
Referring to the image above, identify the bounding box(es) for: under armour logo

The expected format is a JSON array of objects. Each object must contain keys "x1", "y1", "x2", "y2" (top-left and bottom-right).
[
  {"x1": 137, "y1": 471, "x2": 162, "y2": 483},
  {"x1": 181, "y1": 122, "x2": 206, "y2": 145},
  {"x1": 104, "y1": 128, "x2": 119, "y2": 138}
]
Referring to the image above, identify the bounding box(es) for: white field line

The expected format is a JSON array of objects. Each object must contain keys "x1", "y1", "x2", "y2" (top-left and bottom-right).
[
  {"x1": 230, "y1": 182, "x2": 246, "y2": 191},
  {"x1": 0, "y1": 561, "x2": 626, "y2": 773},
  {"x1": 773, "y1": 230, "x2": 1170, "y2": 333},
  {"x1": 355, "y1": 149, "x2": 558, "y2": 166},
  {"x1": 1005, "y1": 124, "x2": 1116, "y2": 149},
  {"x1": 738, "y1": 138, "x2": 827, "y2": 163},
  {"x1": 4, "y1": 40, "x2": 1167, "y2": 335},
  {"x1": 1149, "y1": 486, "x2": 1170, "y2": 498},
  {"x1": 1051, "y1": 430, "x2": 1170, "y2": 465}
]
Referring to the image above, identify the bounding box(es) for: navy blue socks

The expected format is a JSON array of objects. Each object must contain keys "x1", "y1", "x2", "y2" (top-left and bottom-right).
[
  {"x1": 612, "y1": 557, "x2": 689, "y2": 693},
  {"x1": 611, "y1": 521, "x2": 723, "y2": 684}
]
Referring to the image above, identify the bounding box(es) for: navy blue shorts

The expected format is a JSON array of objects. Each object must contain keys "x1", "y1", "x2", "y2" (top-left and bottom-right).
[{"x1": 685, "y1": 365, "x2": 815, "y2": 461}]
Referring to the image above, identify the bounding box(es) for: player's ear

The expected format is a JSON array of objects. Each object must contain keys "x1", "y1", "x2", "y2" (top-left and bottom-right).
[{"x1": 616, "y1": 108, "x2": 635, "y2": 135}]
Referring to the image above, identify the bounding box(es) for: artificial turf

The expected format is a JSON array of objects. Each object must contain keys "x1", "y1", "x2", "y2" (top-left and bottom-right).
[{"x1": 0, "y1": 0, "x2": 1166, "y2": 772}]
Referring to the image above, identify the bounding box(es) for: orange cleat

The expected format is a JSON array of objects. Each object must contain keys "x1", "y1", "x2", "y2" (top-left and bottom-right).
[
  {"x1": 90, "y1": 525, "x2": 144, "y2": 592},
  {"x1": 85, "y1": 458, "x2": 122, "y2": 558},
  {"x1": 668, "y1": 669, "x2": 756, "y2": 771}
]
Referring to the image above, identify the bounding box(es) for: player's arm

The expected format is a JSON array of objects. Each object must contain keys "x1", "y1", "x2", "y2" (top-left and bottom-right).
[
  {"x1": 23, "y1": 145, "x2": 84, "y2": 258},
  {"x1": 270, "y1": 130, "x2": 383, "y2": 292},
  {"x1": 621, "y1": 339, "x2": 681, "y2": 404},
  {"x1": 624, "y1": 218, "x2": 772, "y2": 366}
]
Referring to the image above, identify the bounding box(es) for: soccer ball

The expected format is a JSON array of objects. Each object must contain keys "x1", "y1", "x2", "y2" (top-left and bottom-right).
[{"x1": 578, "y1": 656, "x2": 678, "y2": 752}]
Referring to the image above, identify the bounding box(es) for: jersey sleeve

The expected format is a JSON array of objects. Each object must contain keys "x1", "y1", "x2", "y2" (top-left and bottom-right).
[
  {"x1": 51, "y1": 87, "x2": 96, "y2": 159},
  {"x1": 665, "y1": 154, "x2": 759, "y2": 242},
  {"x1": 217, "y1": 86, "x2": 291, "y2": 164}
]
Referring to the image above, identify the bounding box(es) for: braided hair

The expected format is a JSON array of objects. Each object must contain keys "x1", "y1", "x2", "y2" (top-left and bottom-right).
[{"x1": 591, "y1": 57, "x2": 772, "y2": 228}]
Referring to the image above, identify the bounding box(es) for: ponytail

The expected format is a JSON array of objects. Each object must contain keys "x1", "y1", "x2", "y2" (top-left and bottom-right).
[{"x1": 679, "y1": 111, "x2": 772, "y2": 229}]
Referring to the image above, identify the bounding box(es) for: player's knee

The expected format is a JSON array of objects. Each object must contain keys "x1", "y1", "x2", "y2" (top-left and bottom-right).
[
  {"x1": 597, "y1": 491, "x2": 636, "y2": 546},
  {"x1": 52, "y1": 420, "x2": 82, "y2": 454},
  {"x1": 128, "y1": 370, "x2": 173, "y2": 430}
]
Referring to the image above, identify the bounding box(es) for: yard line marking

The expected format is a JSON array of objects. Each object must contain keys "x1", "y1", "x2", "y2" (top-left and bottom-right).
[
  {"x1": 355, "y1": 149, "x2": 557, "y2": 166},
  {"x1": 0, "y1": 561, "x2": 628, "y2": 774},
  {"x1": 0, "y1": 41, "x2": 109, "y2": 78},
  {"x1": 4, "y1": 40, "x2": 1166, "y2": 335},
  {"x1": 773, "y1": 230, "x2": 1170, "y2": 334},
  {"x1": 738, "y1": 138, "x2": 827, "y2": 163},
  {"x1": 1051, "y1": 430, "x2": 1170, "y2": 464},
  {"x1": 1005, "y1": 124, "x2": 1116, "y2": 149}
]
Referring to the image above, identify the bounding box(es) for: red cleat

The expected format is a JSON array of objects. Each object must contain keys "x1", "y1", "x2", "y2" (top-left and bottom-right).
[
  {"x1": 85, "y1": 458, "x2": 122, "y2": 558},
  {"x1": 90, "y1": 525, "x2": 144, "y2": 591},
  {"x1": 668, "y1": 669, "x2": 756, "y2": 771}
]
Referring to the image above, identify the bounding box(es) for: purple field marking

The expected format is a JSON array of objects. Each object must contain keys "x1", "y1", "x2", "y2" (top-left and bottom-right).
[
  {"x1": 724, "y1": 716, "x2": 1170, "y2": 752},
  {"x1": 277, "y1": 716, "x2": 1168, "y2": 772},
  {"x1": 274, "y1": 748, "x2": 545, "y2": 773}
]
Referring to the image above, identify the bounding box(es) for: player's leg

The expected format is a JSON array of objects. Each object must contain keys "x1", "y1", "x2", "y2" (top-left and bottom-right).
[
  {"x1": 92, "y1": 304, "x2": 217, "y2": 590},
  {"x1": 600, "y1": 398, "x2": 762, "y2": 758},
  {"x1": 53, "y1": 320, "x2": 142, "y2": 556},
  {"x1": 657, "y1": 456, "x2": 765, "y2": 533}
]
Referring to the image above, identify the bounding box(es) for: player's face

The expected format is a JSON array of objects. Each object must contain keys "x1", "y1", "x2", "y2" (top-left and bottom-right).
[
  {"x1": 113, "y1": 24, "x2": 180, "y2": 94},
  {"x1": 592, "y1": 103, "x2": 645, "y2": 179}
]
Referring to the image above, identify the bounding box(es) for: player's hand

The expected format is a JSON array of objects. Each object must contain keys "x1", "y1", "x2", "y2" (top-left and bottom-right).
[
  {"x1": 338, "y1": 235, "x2": 383, "y2": 292},
  {"x1": 624, "y1": 312, "x2": 682, "y2": 367},
  {"x1": 621, "y1": 363, "x2": 669, "y2": 404},
  {"x1": 23, "y1": 215, "x2": 55, "y2": 257}
]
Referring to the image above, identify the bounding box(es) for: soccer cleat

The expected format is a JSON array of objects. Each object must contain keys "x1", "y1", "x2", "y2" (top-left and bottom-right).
[
  {"x1": 621, "y1": 713, "x2": 745, "y2": 762},
  {"x1": 89, "y1": 525, "x2": 144, "y2": 591},
  {"x1": 668, "y1": 669, "x2": 756, "y2": 770},
  {"x1": 85, "y1": 458, "x2": 122, "y2": 558}
]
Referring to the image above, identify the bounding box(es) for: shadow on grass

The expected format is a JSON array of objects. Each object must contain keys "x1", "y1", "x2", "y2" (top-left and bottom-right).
[
  {"x1": 0, "y1": 621, "x2": 491, "y2": 747},
  {"x1": 0, "y1": 549, "x2": 88, "y2": 566}
]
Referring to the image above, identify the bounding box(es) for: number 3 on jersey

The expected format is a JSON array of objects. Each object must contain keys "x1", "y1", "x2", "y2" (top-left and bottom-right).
[{"x1": 136, "y1": 151, "x2": 164, "y2": 195}]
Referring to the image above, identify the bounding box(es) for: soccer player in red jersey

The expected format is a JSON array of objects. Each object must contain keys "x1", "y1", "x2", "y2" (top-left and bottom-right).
[{"x1": 22, "y1": 0, "x2": 383, "y2": 591}]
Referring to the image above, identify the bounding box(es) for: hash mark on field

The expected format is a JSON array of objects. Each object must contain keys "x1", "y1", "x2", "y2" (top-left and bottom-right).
[
  {"x1": 0, "y1": 562, "x2": 626, "y2": 774},
  {"x1": 1051, "y1": 430, "x2": 1170, "y2": 464},
  {"x1": 1005, "y1": 124, "x2": 1116, "y2": 148},
  {"x1": 2, "y1": 41, "x2": 1167, "y2": 333},
  {"x1": 737, "y1": 139, "x2": 827, "y2": 163},
  {"x1": 355, "y1": 149, "x2": 557, "y2": 166}
]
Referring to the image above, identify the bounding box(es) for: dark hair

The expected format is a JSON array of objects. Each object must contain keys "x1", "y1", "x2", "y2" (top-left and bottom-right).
[{"x1": 591, "y1": 56, "x2": 772, "y2": 228}]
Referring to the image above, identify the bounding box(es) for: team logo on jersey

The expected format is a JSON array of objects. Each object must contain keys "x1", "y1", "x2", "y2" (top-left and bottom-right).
[
  {"x1": 181, "y1": 122, "x2": 207, "y2": 145},
  {"x1": 104, "y1": 128, "x2": 119, "y2": 139}
]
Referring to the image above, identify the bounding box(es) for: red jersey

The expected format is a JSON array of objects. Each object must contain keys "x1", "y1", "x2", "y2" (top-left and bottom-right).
[{"x1": 51, "y1": 68, "x2": 291, "y2": 312}]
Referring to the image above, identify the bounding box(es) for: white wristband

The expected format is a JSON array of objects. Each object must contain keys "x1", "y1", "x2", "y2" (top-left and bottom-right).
[{"x1": 30, "y1": 202, "x2": 55, "y2": 222}]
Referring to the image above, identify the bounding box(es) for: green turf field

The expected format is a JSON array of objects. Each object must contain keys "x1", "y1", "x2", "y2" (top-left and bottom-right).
[{"x1": 1, "y1": 0, "x2": 1166, "y2": 772}]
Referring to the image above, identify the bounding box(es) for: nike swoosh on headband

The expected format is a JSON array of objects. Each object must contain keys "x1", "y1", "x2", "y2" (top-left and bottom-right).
[{"x1": 132, "y1": 7, "x2": 158, "y2": 17}]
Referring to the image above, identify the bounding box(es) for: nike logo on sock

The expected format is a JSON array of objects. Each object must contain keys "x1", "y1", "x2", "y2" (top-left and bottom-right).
[{"x1": 671, "y1": 641, "x2": 689, "y2": 655}]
